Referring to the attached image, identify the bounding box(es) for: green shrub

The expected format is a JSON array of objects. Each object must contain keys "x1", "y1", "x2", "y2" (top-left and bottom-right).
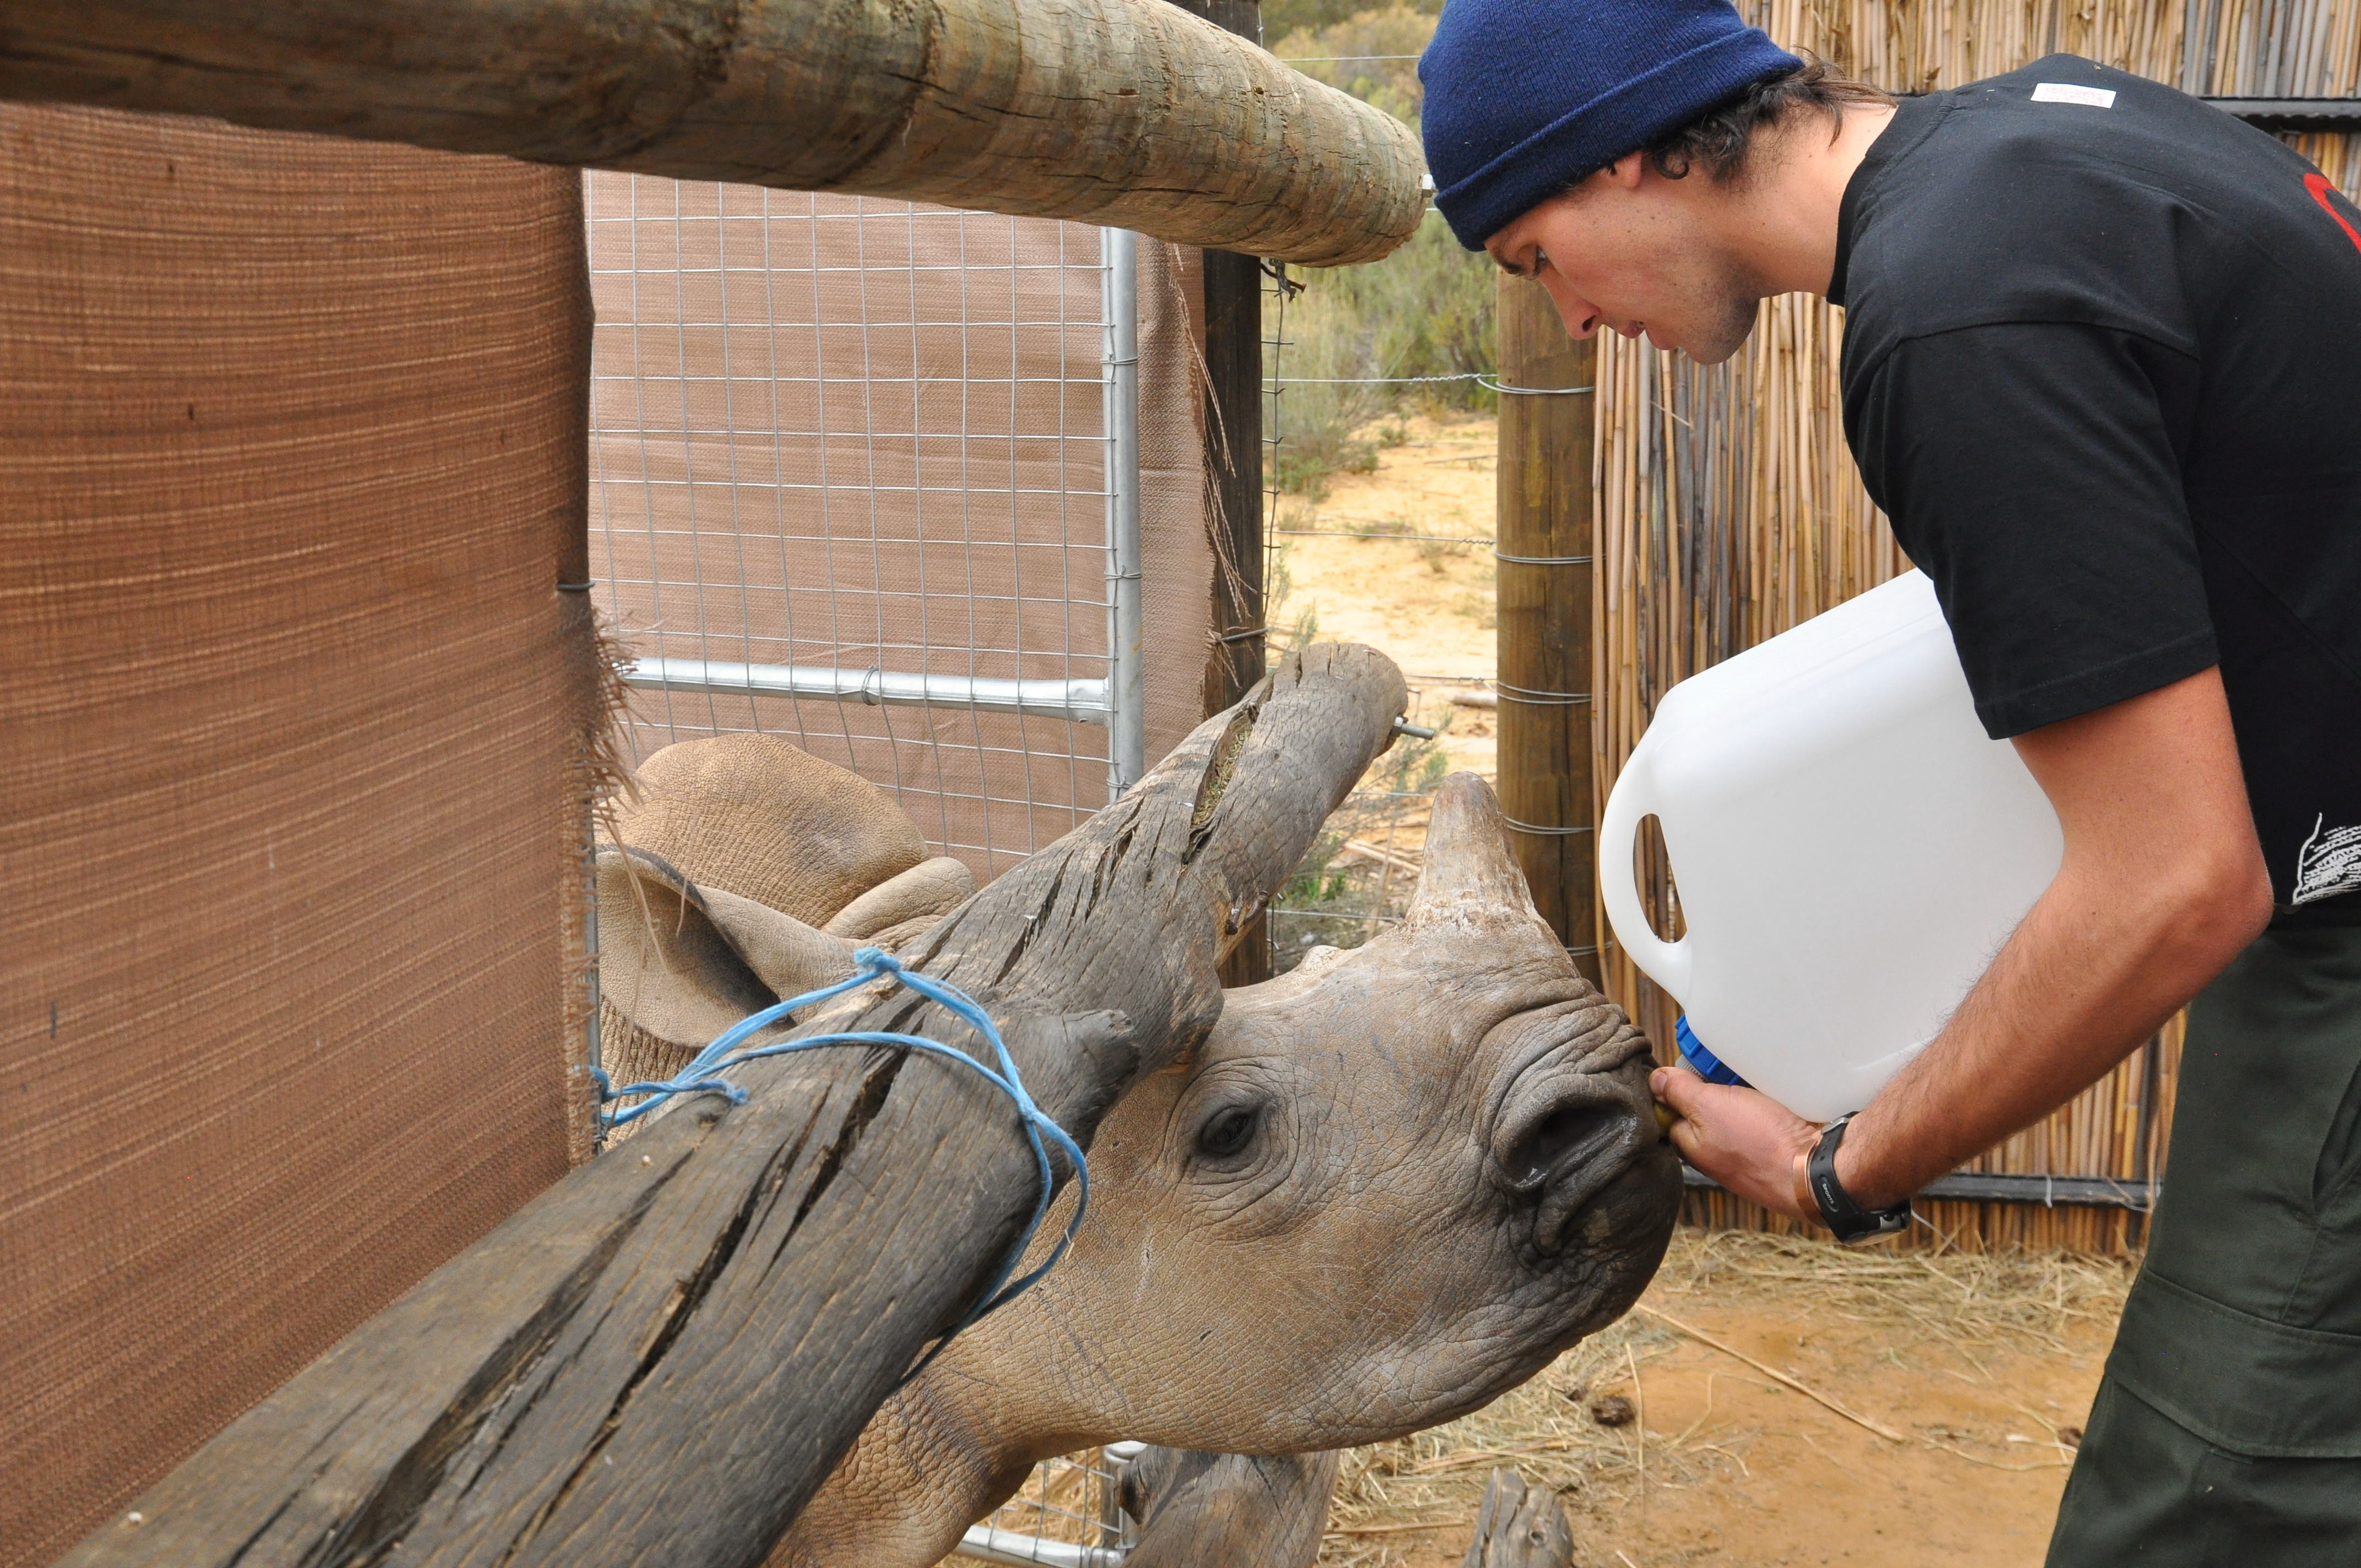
[
  {"x1": 1272, "y1": 4, "x2": 1435, "y2": 123},
  {"x1": 1265, "y1": 282, "x2": 1384, "y2": 497},
  {"x1": 1267, "y1": 213, "x2": 1498, "y2": 494},
  {"x1": 1262, "y1": 8, "x2": 1500, "y2": 495},
  {"x1": 1324, "y1": 209, "x2": 1499, "y2": 413}
]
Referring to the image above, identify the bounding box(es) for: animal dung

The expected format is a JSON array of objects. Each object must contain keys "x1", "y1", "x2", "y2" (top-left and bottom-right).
[{"x1": 1587, "y1": 1393, "x2": 1635, "y2": 1429}]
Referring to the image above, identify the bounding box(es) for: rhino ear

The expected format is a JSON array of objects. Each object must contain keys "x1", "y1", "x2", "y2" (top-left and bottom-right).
[
  {"x1": 597, "y1": 847, "x2": 780, "y2": 1049},
  {"x1": 823, "y1": 856, "x2": 975, "y2": 940},
  {"x1": 600, "y1": 848, "x2": 866, "y2": 1043},
  {"x1": 695, "y1": 883, "x2": 861, "y2": 1001},
  {"x1": 1406, "y1": 772, "x2": 1547, "y2": 929}
]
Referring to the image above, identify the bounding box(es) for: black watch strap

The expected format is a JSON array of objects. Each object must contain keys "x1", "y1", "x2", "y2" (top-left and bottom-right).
[{"x1": 1806, "y1": 1114, "x2": 1911, "y2": 1243}]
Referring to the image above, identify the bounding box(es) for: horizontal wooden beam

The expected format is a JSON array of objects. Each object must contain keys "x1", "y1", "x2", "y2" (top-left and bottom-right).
[{"x1": 0, "y1": 0, "x2": 1427, "y2": 265}]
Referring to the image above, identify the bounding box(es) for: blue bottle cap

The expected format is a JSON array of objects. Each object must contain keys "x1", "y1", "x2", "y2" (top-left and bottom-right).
[{"x1": 1674, "y1": 1014, "x2": 1750, "y2": 1088}]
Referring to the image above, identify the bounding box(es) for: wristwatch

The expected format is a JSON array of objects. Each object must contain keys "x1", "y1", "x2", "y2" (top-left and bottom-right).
[{"x1": 1797, "y1": 1113, "x2": 1912, "y2": 1243}]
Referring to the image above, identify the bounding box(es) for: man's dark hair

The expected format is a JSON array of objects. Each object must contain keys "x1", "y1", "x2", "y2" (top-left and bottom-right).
[{"x1": 1608, "y1": 57, "x2": 1893, "y2": 186}]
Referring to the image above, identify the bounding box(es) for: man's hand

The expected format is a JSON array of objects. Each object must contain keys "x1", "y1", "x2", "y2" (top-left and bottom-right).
[{"x1": 1650, "y1": 1066, "x2": 1818, "y2": 1220}]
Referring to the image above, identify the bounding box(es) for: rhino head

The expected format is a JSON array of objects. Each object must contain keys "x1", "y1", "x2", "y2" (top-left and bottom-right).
[{"x1": 1011, "y1": 769, "x2": 1680, "y2": 1451}]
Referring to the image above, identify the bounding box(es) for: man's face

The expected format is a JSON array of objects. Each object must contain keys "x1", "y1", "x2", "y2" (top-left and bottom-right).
[{"x1": 1483, "y1": 157, "x2": 1761, "y2": 364}]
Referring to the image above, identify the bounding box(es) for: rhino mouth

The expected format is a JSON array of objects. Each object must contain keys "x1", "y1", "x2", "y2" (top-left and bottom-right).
[
  {"x1": 1547, "y1": 1137, "x2": 1682, "y2": 1260},
  {"x1": 1493, "y1": 1052, "x2": 1678, "y2": 1259}
]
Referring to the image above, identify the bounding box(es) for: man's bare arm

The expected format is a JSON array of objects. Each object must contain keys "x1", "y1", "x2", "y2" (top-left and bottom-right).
[{"x1": 1656, "y1": 665, "x2": 2273, "y2": 1218}]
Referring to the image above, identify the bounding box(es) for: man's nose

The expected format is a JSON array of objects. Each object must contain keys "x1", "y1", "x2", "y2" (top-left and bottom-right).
[
  {"x1": 1534, "y1": 272, "x2": 1601, "y2": 340},
  {"x1": 1549, "y1": 295, "x2": 1603, "y2": 340}
]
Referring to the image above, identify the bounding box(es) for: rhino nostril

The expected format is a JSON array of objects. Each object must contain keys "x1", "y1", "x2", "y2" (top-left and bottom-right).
[{"x1": 1509, "y1": 1104, "x2": 1623, "y2": 1187}]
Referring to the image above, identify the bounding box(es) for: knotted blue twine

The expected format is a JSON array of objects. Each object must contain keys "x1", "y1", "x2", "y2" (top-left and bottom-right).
[{"x1": 591, "y1": 948, "x2": 1089, "y2": 1349}]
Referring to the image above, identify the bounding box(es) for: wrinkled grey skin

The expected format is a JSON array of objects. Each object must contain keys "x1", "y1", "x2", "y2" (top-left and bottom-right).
[{"x1": 768, "y1": 773, "x2": 1679, "y2": 1567}]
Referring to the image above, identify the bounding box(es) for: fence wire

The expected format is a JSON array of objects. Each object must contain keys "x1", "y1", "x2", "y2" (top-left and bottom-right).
[
  {"x1": 585, "y1": 179, "x2": 1121, "y2": 880},
  {"x1": 958, "y1": 1446, "x2": 1139, "y2": 1566}
]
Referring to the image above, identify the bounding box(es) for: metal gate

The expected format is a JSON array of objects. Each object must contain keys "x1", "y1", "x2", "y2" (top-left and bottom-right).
[{"x1": 585, "y1": 179, "x2": 1144, "y2": 880}]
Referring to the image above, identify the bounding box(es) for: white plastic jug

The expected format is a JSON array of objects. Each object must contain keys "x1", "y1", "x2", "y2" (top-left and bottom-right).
[{"x1": 1600, "y1": 570, "x2": 2064, "y2": 1121}]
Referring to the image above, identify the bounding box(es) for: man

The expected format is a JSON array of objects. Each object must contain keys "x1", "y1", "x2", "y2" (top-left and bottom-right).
[{"x1": 1418, "y1": 1, "x2": 2361, "y2": 1560}]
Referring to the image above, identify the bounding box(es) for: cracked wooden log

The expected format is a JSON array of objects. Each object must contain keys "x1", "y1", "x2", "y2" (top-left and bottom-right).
[
  {"x1": 0, "y1": 0, "x2": 1427, "y2": 266},
  {"x1": 56, "y1": 642, "x2": 1410, "y2": 1568},
  {"x1": 1459, "y1": 1470, "x2": 1576, "y2": 1568}
]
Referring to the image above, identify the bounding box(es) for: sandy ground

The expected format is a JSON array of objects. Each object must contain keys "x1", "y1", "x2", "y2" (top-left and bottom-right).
[
  {"x1": 1320, "y1": 1231, "x2": 2126, "y2": 1567},
  {"x1": 960, "y1": 1232, "x2": 2126, "y2": 1568},
  {"x1": 1270, "y1": 414, "x2": 1501, "y2": 788}
]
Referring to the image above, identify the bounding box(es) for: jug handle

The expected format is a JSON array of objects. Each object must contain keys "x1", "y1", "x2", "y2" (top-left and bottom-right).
[{"x1": 1598, "y1": 742, "x2": 1693, "y2": 999}]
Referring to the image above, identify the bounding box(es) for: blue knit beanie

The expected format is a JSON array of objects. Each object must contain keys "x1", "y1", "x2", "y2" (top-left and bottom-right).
[{"x1": 1419, "y1": 0, "x2": 1802, "y2": 248}]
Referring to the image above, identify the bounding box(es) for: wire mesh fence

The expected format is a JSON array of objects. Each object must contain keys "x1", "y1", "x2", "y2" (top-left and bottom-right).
[
  {"x1": 1266, "y1": 736, "x2": 1456, "y2": 973},
  {"x1": 585, "y1": 178, "x2": 1131, "y2": 882}
]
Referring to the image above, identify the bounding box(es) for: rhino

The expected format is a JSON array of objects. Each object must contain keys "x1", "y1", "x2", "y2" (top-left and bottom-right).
[{"x1": 595, "y1": 731, "x2": 1680, "y2": 1566}]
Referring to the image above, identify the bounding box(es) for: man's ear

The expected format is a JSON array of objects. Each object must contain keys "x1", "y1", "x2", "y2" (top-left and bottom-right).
[
  {"x1": 596, "y1": 847, "x2": 857, "y2": 1050},
  {"x1": 1605, "y1": 150, "x2": 1649, "y2": 190}
]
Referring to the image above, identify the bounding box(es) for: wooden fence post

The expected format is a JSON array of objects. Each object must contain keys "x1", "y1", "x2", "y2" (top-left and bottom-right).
[
  {"x1": 1494, "y1": 275, "x2": 1600, "y2": 985},
  {"x1": 1166, "y1": 0, "x2": 1276, "y2": 987}
]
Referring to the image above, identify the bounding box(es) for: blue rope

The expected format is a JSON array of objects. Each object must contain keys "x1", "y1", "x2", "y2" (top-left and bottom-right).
[{"x1": 591, "y1": 947, "x2": 1088, "y2": 1355}]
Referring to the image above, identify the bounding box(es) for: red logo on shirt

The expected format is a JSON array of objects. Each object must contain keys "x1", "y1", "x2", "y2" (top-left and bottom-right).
[{"x1": 2308, "y1": 172, "x2": 2361, "y2": 255}]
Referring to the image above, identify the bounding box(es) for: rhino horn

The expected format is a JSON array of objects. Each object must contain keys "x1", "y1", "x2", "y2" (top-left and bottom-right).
[{"x1": 1405, "y1": 772, "x2": 1549, "y2": 933}]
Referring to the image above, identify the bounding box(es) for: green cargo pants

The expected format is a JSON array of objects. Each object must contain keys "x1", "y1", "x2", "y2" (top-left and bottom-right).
[{"x1": 2048, "y1": 923, "x2": 2361, "y2": 1566}]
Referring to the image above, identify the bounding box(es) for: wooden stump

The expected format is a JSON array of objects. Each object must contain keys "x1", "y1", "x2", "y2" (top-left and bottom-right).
[
  {"x1": 1459, "y1": 1469, "x2": 1576, "y2": 1568},
  {"x1": 1120, "y1": 1447, "x2": 1341, "y2": 1568},
  {"x1": 56, "y1": 645, "x2": 1408, "y2": 1568}
]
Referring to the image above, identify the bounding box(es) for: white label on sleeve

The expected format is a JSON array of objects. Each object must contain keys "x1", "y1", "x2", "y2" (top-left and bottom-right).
[
  {"x1": 2032, "y1": 82, "x2": 2117, "y2": 107},
  {"x1": 2294, "y1": 815, "x2": 2361, "y2": 905}
]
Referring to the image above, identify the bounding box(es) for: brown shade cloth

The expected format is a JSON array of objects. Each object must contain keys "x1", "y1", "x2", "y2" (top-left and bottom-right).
[
  {"x1": 586, "y1": 178, "x2": 1213, "y2": 883},
  {"x1": 0, "y1": 108, "x2": 594, "y2": 1566}
]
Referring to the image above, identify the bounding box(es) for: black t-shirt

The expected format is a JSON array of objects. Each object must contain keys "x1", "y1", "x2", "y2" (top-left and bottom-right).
[{"x1": 1832, "y1": 56, "x2": 2361, "y2": 922}]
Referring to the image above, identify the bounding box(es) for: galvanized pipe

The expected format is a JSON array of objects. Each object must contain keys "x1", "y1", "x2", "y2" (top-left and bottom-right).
[
  {"x1": 955, "y1": 1525, "x2": 1128, "y2": 1568},
  {"x1": 1102, "y1": 227, "x2": 1146, "y2": 795},
  {"x1": 620, "y1": 658, "x2": 1111, "y2": 726}
]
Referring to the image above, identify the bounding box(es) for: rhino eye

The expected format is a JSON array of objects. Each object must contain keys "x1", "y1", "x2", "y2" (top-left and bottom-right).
[{"x1": 1194, "y1": 1103, "x2": 1261, "y2": 1161}]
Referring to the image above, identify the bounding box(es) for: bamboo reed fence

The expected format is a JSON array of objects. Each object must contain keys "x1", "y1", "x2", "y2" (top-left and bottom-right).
[{"x1": 1593, "y1": 0, "x2": 2354, "y2": 1251}]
